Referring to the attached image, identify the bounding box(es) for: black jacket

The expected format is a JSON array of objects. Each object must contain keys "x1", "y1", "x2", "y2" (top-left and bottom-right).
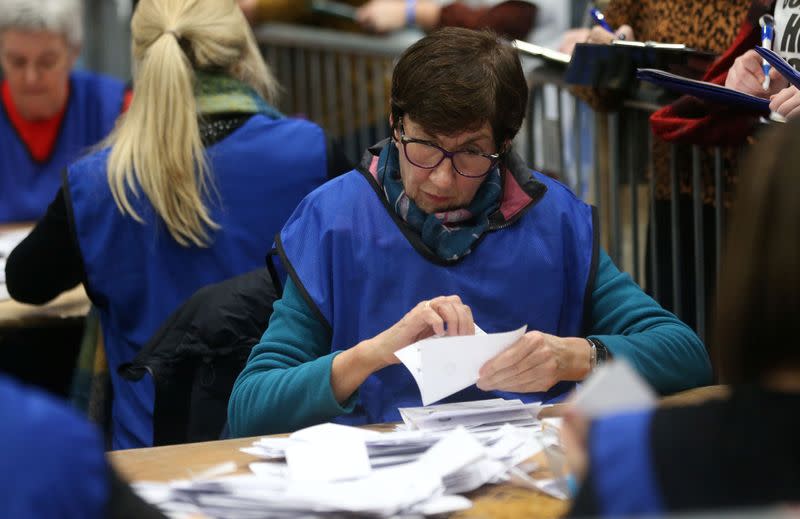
[{"x1": 119, "y1": 268, "x2": 277, "y2": 446}]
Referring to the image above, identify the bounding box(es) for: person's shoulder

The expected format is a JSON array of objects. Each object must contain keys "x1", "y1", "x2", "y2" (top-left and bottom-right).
[
  {"x1": 303, "y1": 169, "x2": 364, "y2": 202},
  {"x1": 69, "y1": 70, "x2": 125, "y2": 92},
  {"x1": 248, "y1": 114, "x2": 324, "y2": 134},
  {"x1": 67, "y1": 147, "x2": 112, "y2": 180},
  {"x1": 0, "y1": 376, "x2": 108, "y2": 517},
  {"x1": 531, "y1": 170, "x2": 586, "y2": 204},
  {"x1": 0, "y1": 375, "x2": 104, "y2": 457},
  {"x1": 283, "y1": 169, "x2": 366, "y2": 223}
]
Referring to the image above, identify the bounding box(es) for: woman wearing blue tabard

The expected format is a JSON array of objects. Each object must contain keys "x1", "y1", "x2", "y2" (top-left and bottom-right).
[
  {"x1": 0, "y1": 0, "x2": 125, "y2": 223},
  {"x1": 6, "y1": 0, "x2": 345, "y2": 450},
  {"x1": 563, "y1": 119, "x2": 800, "y2": 516},
  {"x1": 228, "y1": 28, "x2": 711, "y2": 437},
  {"x1": 0, "y1": 373, "x2": 166, "y2": 518}
]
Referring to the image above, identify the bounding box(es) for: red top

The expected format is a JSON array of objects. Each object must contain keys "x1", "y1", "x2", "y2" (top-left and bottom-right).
[{"x1": 1, "y1": 80, "x2": 69, "y2": 163}]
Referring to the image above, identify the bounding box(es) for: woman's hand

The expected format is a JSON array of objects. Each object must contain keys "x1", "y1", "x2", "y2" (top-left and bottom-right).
[
  {"x1": 356, "y1": 0, "x2": 441, "y2": 33},
  {"x1": 331, "y1": 295, "x2": 474, "y2": 402},
  {"x1": 368, "y1": 295, "x2": 475, "y2": 368},
  {"x1": 770, "y1": 85, "x2": 800, "y2": 119},
  {"x1": 586, "y1": 24, "x2": 635, "y2": 45},
  {"x1": 476, "y1": 332, "x2": 591, "y2": 393},
  {"x1": 559, "y1": 28, "x2": 591, "y2": 55},
  {"x1": 561, "y1": 408, "x2": 591, "y2": 482},
  {"x1": 725, "y1": 49, "x2": 786, "y2": 97},
  {"x1": 356, "y1": 0, "x2": 407, "y2": 33},
  {"x1": 237, "y1": 0, "x2": 258, "y2": 22}
]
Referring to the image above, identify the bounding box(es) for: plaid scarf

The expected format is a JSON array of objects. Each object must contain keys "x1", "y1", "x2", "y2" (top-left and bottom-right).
[
  {"x1": 194, "y1": 71, "x2": 282, "y2": 118},
  {"x1": 378, "y1": 143, "x2": 502, "y2": 261}
]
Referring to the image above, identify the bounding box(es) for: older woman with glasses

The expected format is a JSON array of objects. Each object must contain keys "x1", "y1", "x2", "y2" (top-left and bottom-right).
[
  {"x1": 0, "y1": 0, "x2": 126, "y2": 223},
  {"x1": 228, "y1": 28, "x2": 711, "y2": 436}
]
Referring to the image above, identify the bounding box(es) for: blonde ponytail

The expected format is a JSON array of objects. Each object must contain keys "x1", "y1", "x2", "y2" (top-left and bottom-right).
[{"x1": 104, "y1": 0, "x2": 279, "y2": 247}]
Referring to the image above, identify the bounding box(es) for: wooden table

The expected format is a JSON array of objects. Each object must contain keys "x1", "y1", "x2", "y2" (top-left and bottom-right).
[
  {"x1": 0, "y1": 224, "x2": 91, "y2": 327},
  {"x1": 109, "y1": 432, "x2": 570, "y2": 519},
  {"x1": 0, "y1": 285, "x2": 91, "y2": 327}
]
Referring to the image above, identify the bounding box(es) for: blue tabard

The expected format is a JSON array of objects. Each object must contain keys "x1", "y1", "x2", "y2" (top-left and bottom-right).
[
  {"x1": 0, "y1": 374, "x2": 108, "y2": 518},
  {"x1": 67, "y1": 115, "x2": 329, "y2": 449},
  {"x1": 589, "y1": 409, "x2": 665, "y2": 515},
  {"x1": 277, "y1": 162, "x2": 597, "y2": 425},
  {"x1": 0, "y1": 71, "x2": 124, "y2": 223}
]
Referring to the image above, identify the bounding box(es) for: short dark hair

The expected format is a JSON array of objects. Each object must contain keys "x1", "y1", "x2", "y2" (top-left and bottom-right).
[
  {"x1": 714, "y1": 118, "x2": 800, "y2": 385},
  {"x1": 390, "y1": 27, "x2": 528, "y2": 150}
]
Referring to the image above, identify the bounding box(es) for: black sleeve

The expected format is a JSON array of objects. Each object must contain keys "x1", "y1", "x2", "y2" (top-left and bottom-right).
[
  {"x1": 326, "y1": 136, "x2": 355, "y2": 179},
  {"x1": 566, "y1": 470, "x2": 603, "y2": 517},
  {"x1": 105, "y1": 467, "x2": 168, "y2": 519},
  {"x1": 5, "y1": 187, "x2": 85, "y2": 304}
]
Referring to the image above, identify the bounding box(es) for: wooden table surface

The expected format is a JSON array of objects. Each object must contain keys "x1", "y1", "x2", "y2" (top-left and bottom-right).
[
  {"x1": 0, "y1": 223, "x2": 91, "y2": 327},
  {"x1": 0, "y1": 285, "x2": 91, "y2": 327},
  {"x1": 109, "y1": 430, "x2": 569, "y2": 519},
  {"x1": 108, "y1": 386, "x2": 729, "y2": 518}
]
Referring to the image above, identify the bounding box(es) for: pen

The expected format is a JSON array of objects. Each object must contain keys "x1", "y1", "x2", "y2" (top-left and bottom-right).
[
  {"x1": 590, "y1": 7, "x2": 616, "y2": 36},
  {"x1": 760, "y1": 14, "x2": 775, "y2": 91}
]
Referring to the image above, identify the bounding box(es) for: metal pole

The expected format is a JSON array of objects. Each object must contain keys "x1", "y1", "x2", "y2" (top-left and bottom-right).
[
  {"x1": 608, "y1": 113, "x2": 621, "y2": 265},
  {"x1": 629, "y1": 114, "x2": 640, "y2": 284},
  {"x1": 692, "y1": 146, "x2": 706, "y2": 340},
  {"x1": 573, "y1": 97, "x2": 583, "y2": 199},
  {"x1": 670, "y1": 144, "x2": 683, "y2": 319},
  {"x1": 648, "y1": 128, "x2": 659, "y2": 301}
]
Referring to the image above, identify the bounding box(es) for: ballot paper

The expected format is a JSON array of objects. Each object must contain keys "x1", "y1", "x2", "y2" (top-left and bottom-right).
[
  {"x1": 242, "y1": 422, "x2": 515, "y2": 468},
  {"x1": 136, "y1": 423, "x2": 556, "y2": 518},
  {"x1": 0, "y1": 228, "x2": 29, "y2": 302},
  {"x1": 399, "y1": 398, "x2": 541, "y2": 432},
  {"x1": 513, "y1": 39, "x2": 571, "y2": 65},
  {"x1": 570, "y1": 359, "x2": 657, "y2": 418},
  {"x1": 0, "y1": 228, "x2": 28, "y2": 258},
  {"x1": 284, "y1": 423, "x2": 373, "y2": 482},
  {"x1": 394, "y1": 325, "x2": 527, "y2": 405}
]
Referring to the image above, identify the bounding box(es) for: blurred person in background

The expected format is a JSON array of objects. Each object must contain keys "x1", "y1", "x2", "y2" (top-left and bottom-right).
[
  {"x1": 236, "y1": 0, "x2": 540, "y2": 43},
  {"x1": 237, "y1": 0, "x2": 315, "y2": 25},
  {"x1": 0, "y1": 0, "x2": 125, "y2": 223},
  {"x1": 563, "y1": 118, "x2": 800, "y2": 517},
  {"x1": 355, "y1": 0, "x2": 538, "y2": 41},
  {"x1": 719, "y1": 0, "x2": 800, "y2": 119},
  {"x1": 562, "y1": 0, "x2": 752, "y2": 333},
  {"x1": 6, "y1": 0, "x2": 344, "y2": 450}
]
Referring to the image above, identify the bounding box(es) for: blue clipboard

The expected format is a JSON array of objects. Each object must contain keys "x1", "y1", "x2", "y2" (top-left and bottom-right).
[
  {"x1": 754, "y1": 46, "x2": 800, "y2": 89},
  {"x1": 636, "y1": 68, "x2": 770, "y2": 113}
]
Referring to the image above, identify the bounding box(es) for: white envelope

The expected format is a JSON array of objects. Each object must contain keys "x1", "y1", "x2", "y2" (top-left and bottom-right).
[
  {"x1": 395, "y1": 325, "x2": 527, "y2": 405},
  {"x1": 570, "y1": 359, "x2": 657, "y2": 418}
]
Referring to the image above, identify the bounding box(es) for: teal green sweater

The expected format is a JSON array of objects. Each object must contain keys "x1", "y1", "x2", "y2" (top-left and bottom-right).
[{"x1": 228, "y1": 249, "x2": 711, "y2": 437}]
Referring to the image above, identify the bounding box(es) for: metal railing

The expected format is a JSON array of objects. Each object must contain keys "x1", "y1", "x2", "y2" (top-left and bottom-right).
[{"x1": 256, "y1": 23, "x2": 419, "y2": 162}]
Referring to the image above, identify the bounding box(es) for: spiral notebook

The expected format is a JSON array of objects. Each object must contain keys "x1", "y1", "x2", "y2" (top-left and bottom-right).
[{"x1": 636, "y1": 68, "x2": 770, "y2": 112}]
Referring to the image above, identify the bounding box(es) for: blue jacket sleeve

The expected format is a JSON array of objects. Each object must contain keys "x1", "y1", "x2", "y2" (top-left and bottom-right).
[
  {"x1": 587, "y1": 250, "x2": 712, "y2": 394},
  {"x1": 227, "y1": 278, "x2": 356, "y2": 437}
]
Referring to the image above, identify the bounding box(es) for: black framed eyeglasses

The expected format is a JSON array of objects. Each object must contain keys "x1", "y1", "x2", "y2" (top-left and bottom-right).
[{"x1": 397, "y1": 121, "x2": 500, "y2": 178}]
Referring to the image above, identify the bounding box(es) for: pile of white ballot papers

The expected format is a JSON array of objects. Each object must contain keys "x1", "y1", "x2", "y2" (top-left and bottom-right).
[
  {"x1": 134, "y1": 400, "x2": 567, "y2": 518},
  {"x1": 398, "y1": 397, "x2": 541, "y2": 432}
]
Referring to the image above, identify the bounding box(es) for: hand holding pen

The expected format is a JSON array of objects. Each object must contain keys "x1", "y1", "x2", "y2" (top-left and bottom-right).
[
  {"x1": 725, "y1": 49, "x2": 786, "y2": 97},
  {"x1": 586, "y1": 7, "x2": 635, "y2": 45}
]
